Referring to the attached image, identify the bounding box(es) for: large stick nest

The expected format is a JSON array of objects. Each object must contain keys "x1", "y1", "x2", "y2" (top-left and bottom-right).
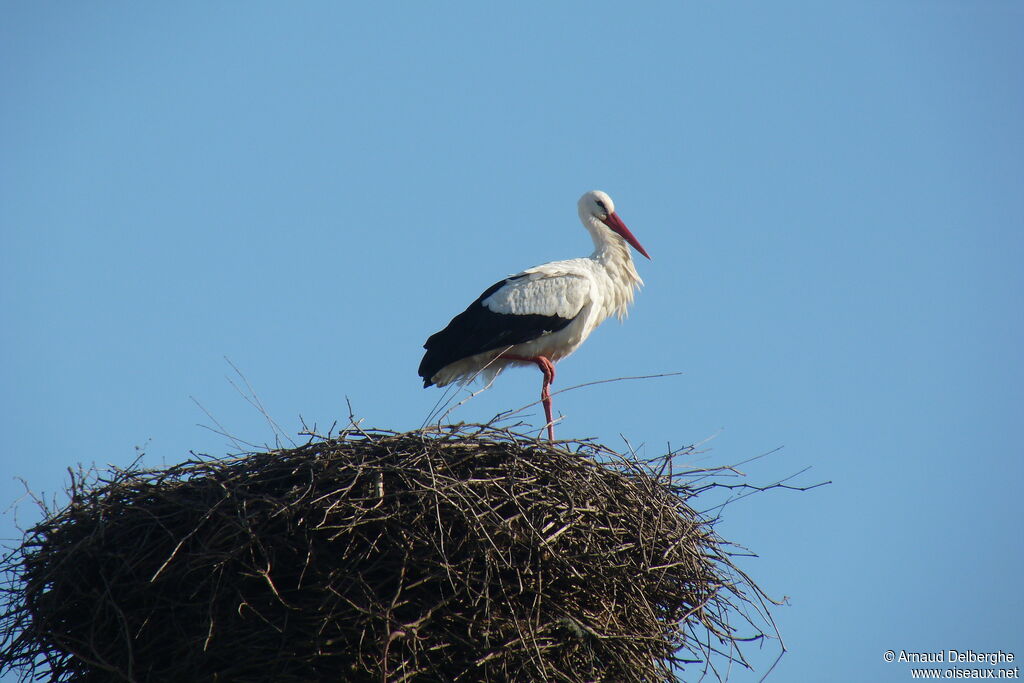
[{"x1": 1, "y1": 424, "x2": 779, "y2": 682}]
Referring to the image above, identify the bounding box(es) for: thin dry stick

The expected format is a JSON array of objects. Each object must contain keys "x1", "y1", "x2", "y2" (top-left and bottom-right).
[
  {"x1": 191, "y1": 396, "x2": 261, "y2": 452},
  {"x1": 223, "y1": 356, "x2": 297, "y2": 449},
  {"x1": 420, "y1": 346, "x2": 516, "y2": 429},
  {"x1": 493, "y1": 371, "x2": 684, "y2": 438}
]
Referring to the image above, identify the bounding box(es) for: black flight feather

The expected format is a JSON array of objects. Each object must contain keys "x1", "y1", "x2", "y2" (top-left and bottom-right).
[{"x1": 419, "y1": 275, "x2": 575, "y2": 387}]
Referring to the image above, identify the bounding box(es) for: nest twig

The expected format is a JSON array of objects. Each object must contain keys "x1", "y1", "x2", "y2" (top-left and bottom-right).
[{"x1": 1, "y1": 423, "x2": 793, "y2": 682}]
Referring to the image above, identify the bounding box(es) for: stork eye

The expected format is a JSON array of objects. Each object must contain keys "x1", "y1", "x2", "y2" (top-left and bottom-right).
[{"x1": 595, "y1": 200, "x2": 607, "y2": 212}]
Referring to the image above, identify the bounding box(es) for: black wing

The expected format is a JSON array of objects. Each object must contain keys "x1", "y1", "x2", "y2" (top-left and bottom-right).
[{"x1": 418, "y1": 275, "x2": 576, "y2": 387}]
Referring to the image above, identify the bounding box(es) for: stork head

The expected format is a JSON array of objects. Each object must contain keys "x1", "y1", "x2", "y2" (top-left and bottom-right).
[{"x1": 578, "y1": 190, "x2": 651, "y2": 260}]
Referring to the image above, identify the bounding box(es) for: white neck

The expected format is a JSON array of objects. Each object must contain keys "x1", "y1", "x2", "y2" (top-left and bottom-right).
[{"x1": 582, "y1": 215, "x2": 644, "y2": 320}]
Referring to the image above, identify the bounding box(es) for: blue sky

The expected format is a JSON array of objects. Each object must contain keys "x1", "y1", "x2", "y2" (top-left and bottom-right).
[{"x1": 2, "y1": 3, "x2": 1022, "y2": 680}]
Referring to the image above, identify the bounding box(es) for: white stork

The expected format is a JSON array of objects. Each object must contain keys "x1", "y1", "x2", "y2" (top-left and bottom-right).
[{"x1": 418, "y1": 190, "x2": 650, "y2": 440}]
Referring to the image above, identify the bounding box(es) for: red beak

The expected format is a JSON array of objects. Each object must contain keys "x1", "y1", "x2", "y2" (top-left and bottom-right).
[{"x1": 603, "y1": 212, "x2": 651, "y2": 260}]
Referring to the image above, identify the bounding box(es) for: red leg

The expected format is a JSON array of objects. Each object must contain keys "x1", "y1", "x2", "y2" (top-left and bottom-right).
[
  {"x1": 536, "y1": 357, "x2": 556, "y2": 441},
  {"x1": 499, "y1": 354, "x2": 557, "y2": 440}
]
